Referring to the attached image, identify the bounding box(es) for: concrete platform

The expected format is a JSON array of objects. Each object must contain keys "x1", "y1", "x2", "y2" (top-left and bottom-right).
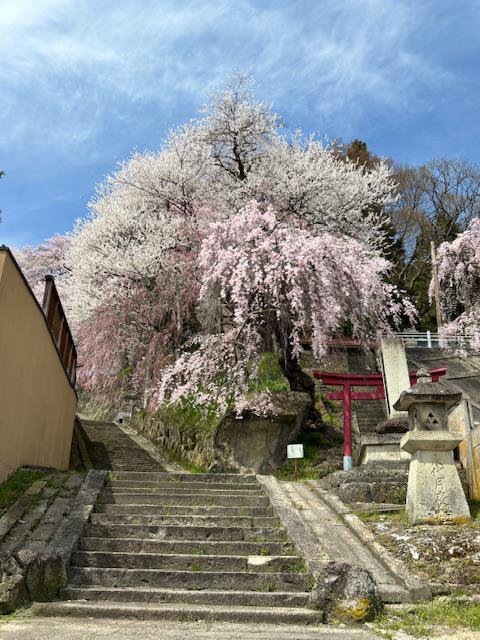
[{"x1": 0, "y1": 615, "x2": 382, "y2": 639}]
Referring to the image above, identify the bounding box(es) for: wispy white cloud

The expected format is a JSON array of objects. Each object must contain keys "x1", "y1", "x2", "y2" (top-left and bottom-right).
[
  {"x1": 1, "y1": 0, "x2": 479, "y2": 245},
  {"x1": 0, "y1": 0, "x2": 459, "y2": 156}
]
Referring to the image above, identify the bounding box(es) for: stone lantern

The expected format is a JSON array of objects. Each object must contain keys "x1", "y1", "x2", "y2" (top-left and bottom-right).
[{"x1": 394, "y1": 369, "x2": 470, "y2": 525}]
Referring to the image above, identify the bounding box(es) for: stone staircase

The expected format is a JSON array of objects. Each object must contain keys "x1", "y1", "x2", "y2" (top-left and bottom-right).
[
  {"x1": 79, "y1": 419, "x2": 163, "y2": 471},
  {"x1": 38, "y1": 471, "x2": 322, "y2": 624}
]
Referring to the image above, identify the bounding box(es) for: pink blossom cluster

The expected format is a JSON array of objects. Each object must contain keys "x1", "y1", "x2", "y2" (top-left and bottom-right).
[
  {"x1": 157, "y1": 201, "x2": 416, "y2": 411},
  {"x1": 435, "y1": 218, "x2": 480, "y2": 347},
  {"x1": 14, "y1": 234, "x2": 71, "y2": 303}
]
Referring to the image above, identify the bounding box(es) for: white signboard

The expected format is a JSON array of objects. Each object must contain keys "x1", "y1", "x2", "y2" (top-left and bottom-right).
[{"x1": 287, "y1": 444, "x2": 304, "y2": 459}]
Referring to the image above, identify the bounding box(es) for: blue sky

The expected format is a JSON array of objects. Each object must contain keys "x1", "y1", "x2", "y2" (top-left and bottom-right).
[{"x1": 1, "y1": 0, "x2": 480, "y2": 247}]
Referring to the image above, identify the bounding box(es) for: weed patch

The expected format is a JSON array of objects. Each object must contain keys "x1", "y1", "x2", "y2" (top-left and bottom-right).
[
  {"x1": 160, "y1": 447, "x2": 206, "y2": 473},
  {"x1": 0, "y1": 469, "x2": 47, "y2": 511},
  {"x1": 375, "y1": 597, "x2": 480, "y2": 636},
  {"x1": 249, "y1": 352, "x2": 289, "y2": 393}
]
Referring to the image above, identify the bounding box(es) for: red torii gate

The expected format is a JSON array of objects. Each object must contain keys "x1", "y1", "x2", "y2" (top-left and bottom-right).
[{"x1": 313, "y1": 367, "x2": 447, "y2": 470}]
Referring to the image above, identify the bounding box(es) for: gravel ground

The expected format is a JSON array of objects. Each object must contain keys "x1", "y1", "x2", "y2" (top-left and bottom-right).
[{"x1": 362, "y1": 511, "x2": 480, "y2": 593}]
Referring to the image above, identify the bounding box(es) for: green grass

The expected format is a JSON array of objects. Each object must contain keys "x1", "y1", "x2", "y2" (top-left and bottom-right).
[
  {"x1": 0, "y1": 612, "x2": 18, "y2": 625},
  {"x1": 275, "y1": 430, "x2": 335, "y2": 481},
  {"x1": 375, "y1": 597, "x2": 480, "y2": 637},
  {"x1": 275, "y1": 458, "x2": 320, "y2": 481},
  {"x1": 0, "y1": 469, "x2": 47, "y2": 511},
  {"x1": 161, "y1": 447, "x2": 206, "y2": 473},
  {"x1": 156, "y1": 395, "x2": 224, "y2": 436},
  {"x1": 354, "y1": 509, "x2": 408, "y2": 524},
  {"x1": 249, "y1": 352, "x2": 290, "y2": 393},
  {"x1": 357, "y1": 500, "x2": 480, "y2": 525}
]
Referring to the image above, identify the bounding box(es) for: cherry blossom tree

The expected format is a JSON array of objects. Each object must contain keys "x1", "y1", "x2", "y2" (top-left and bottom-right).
[
  {"x1": 64, "y1": 195, "x2": 204, "y2": 393},
  {"x1": 434, "y1": 218, "x2": 480, "y2": 347},
  {"x1": 22, "y1": 75, "x2": 402, "y2": 403},
  {"x1": 14, "y1": 234, "x2": 71, "y2": 302},
  {"x1": 156, "y1": 201, "x2": 416, "y2": 413},
  {"x1": 85, "y1": 75, "x2": 396, "y2": 247}
]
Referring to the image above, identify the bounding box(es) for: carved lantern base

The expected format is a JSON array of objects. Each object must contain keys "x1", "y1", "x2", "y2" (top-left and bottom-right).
[{"x1": 400, "y1": 430, "x2": 470, "y2": 525}]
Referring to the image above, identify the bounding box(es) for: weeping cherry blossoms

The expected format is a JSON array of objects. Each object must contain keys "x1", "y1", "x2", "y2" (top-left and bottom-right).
[
  {"x1": 435, "y1": 218, "x2": 480, "y2": 348},
  {"x1": 156, "y1": 201, "x2": 416, "y2": 412}
]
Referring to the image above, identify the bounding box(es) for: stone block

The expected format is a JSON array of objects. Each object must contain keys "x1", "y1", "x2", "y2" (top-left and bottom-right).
[
  {"x1": 401, "y1": 430, "x2": 471, "y2": 524},
  {"x1": 134, "y1": 391, "x2": 310, "y2": 474},
  {"x1": 358, "y1": 433, "x2": 410, "y2": 466},
  {"x1": 0, "y1": 554, "x2": 27, "y2": 614},
  {"x1": 380, "y1": 338, "x2": 411, "y2": 418},
  {"x1": 214, "y1": 391, "x2": 310, "y2": 474},
  {"x1": 24, "y1": 552, "x2": 67, "y2": 602},
  {"x1": 311, "y1": 561, "x2": 381, "y2": 623}
]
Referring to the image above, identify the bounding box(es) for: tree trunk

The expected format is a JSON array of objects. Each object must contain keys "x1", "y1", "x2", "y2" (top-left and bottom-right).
[{"x1": 274, "y1": 324, "x2": 316, "y2": 403}]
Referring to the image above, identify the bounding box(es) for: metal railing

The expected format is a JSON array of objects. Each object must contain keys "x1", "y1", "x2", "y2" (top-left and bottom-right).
[{"x1": 396, "y1": 331, "x2": 477, "y2": 350}]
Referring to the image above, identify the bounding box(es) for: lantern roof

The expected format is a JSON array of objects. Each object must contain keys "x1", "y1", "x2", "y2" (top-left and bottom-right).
[{"x1": 393, "y1": 368, "x2": 462, "y2": 411}]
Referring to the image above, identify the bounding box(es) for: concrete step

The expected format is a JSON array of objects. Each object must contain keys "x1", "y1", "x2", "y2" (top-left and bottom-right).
[
  {"x1": 103, "y1": 486, "x2": 264, "y2": 496},
  {"x1": 84, "y1": 523, "x2": 289, "y2": 542},
  {"x1": 97, "y1": 492, "x2": 270, "y2": 507},
  {"x1": 62, "y1": 586, "x2": 310, "y2": 608},
  {"x1": 78, "y1": 537, "x2": 295, "y2": 556},
  {"x1": 72, "y1": 551, "x2": 305, "y2": 573},
  {"x1": 89, "y1": 513, "x2": 281, "y2": 528},
  {"x1": 33, "y1": 600, "x2": 322, "y2": 624},
  {"x1": 68, "y1": 567, "x2": 311, "y2": 591},
  {"x1": 107, "y1": 480, "x2": 261, "y2": 491},
  {"x1": 95, "y1": 503, "x2": 275, "y2": 517},
  {"x1": 94, "y1": 466, "x2": 166, "y2": 472},
  {"x1": 109, "y1": 472, "x2": 258, "y2": 484}
]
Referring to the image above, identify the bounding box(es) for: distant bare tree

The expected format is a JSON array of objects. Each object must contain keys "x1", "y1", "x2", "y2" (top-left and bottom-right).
[{"x1": 391, "y1": 158, "x2": 480, "y2": 326}]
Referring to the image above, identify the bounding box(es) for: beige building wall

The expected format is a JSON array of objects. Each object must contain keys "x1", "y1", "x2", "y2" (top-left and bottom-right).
[
  {"x1": 448, "y1": 401, "x2": 480, "y2": 499},
  {"x1": 0, "y1": 250, "x2": 77, "y2": 481}
]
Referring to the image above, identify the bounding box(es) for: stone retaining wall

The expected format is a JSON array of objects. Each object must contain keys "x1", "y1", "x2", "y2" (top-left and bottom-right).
[
  {"x1": 0, "y1": 469, "x2": 106, "y2": 613},
  {"x1": 131, "y1": 391, "x2": 311, "y2": 474}
]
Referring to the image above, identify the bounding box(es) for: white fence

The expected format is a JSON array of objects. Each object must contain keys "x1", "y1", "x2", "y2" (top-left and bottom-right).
[{"x1": 396, "y1": 331, "x2": 476, "y2": 350}]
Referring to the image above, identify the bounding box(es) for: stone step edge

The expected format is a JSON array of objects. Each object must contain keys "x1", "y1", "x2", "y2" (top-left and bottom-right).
[
  {"x1": 107, "y1": 472, "x2": 258, "y2": 480},
  {"x1": 112, "y1": 421, "x2": 183, "y2": 473},
  {"x1": 102, "y1": 487, "x2": 265, "y2": 498},
  {"x1": 99, "y1": 491, "x2": 266, "y2": 498},
  {"x1": 73, "y1": 550, "x2": 304, "y2": 562},
  {"x1": 95, "y1": 505, "x2": 274, "y2": 514},
  {"x1": 89, "y1": 515, "x2": 280, "y2": 524},
  {"x1": 69, "y1": 567, "x2": 307, "y2": 578},
  {"x1": 83, "y1": 514, "x2": 289, "y2": 543},
  {"x1": 85, "y1": 524, "x2": 284, "y2": 531},
  {"x1": 32, "y1": 600, "x2": 323, "y2": 624},
  {"x1": 62, "y1": 586, "x2": 310, "y2": 597},
  {"x1": 104, "y1": 487, "x2": 263, "y2": 494},
  {"x1": 107, "y1": 482, "x2": 261, "y2": 491},
  {"x1": 80, "y1": 536, "x2": 291, "y2": 547},
  {"x1": 105, "y1": 482, "x2": 262, "y2": 491}
]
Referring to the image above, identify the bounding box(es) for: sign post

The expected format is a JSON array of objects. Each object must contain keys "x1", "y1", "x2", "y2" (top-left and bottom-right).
[{"x1": 287, "y1": 444, "x2": 304, "y2": 481}]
